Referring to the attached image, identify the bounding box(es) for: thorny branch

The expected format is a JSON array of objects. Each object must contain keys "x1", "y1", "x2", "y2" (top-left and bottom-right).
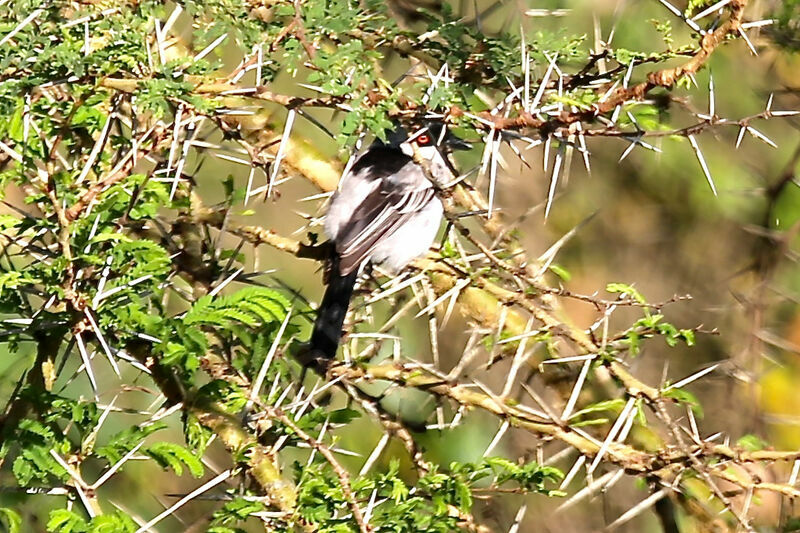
[
  {"x1": 2, "y1": 0, "x2": 798, "y2": 530},
  {"x1": 95, "y1": 0, "x2": 770, "y2": 149},
  {"x1": 451, "y1": 0, "x2": 751, "y2": 135},
  {"x1": 266, "y1": 407, "x2": 373, "y2": 533},
  {"x1": 185, "y1": 155, "x2": 800, "y2": 525}
]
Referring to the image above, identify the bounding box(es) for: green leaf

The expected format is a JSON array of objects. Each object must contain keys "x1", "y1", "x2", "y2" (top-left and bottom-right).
[
  {"x1": 549, "y1": 263, "x2": 571, "y2": 281},
  {"x1": 0, "y1": 508, "x2": 22, "y2": 533},
  {"x1": 47, "y1": 510, "x2": 87, "y2": 533},
  {"x1": 684, "y1": 0, "x2": 713, "y2": 16},
  {"x1": 327, "y1": 408, "x2": 361, "y2": 424},
  {"x1": 679, "y1": 329, "x2": 696, "y2": 346},
  {"x1": 146, "y1": 442, "x2": 204, "y2": 478},
  {"x1": 5, "y1": 101, "x2": 24, "y2": 143},
  {"x1": 183, "y1": 287, "x2": 290, "y2": 335},
  {"x1": 87, "y1": 513, "x2": 137, "y2": 533},
  {"x1": 454, "y1": 478, "x2": 472, "y2": 510},
  {"x1": 184, "y1": 413, "x2": 214, "y2": 456},
  {"x1": 95, "y1": 422, "x2": 167, "y2": 463},
  {"x1": 211, "y1": 497, "x2": 265, "y2": 525},
  {"x1": 571, "y1": 417, "x2": 610, "y2": 427},
  {"x1": 736, "y1": 434, "x2": 767, "y2": 452},
  {"x1": 88, "y1": 232, "x2": 132, "y2": 245},
  {"x1": 17, "y1": 418, "x2": 55, "y2": 440},
  {"x1": 626, "y1": 330, "x2": 641, "y2": 355},
  {"x1": 606, "y1": 282, "x2": 646, "y2": 304},
  {"x1": 663, "y1": 387, "x2": 703, "y2": 418},
  {"x1": 12, "y1": 445, "x2": 68, "y2": 486},
  {"x1": 568, "y1": 399, "x2": 626, "y2": 420},
  {"x1": 0, "y1": 271, "x2": 36, "y2": 294},
  {"x1": 0, "y1": 214, "x2": 19, "y2": 230}
]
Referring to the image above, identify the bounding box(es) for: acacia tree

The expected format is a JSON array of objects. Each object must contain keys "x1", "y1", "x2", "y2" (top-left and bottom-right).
[{"x1": 0, "y1": 0, "x2": 798, "y2": 532}]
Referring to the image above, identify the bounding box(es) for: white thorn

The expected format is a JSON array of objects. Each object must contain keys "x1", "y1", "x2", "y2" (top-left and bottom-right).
[
  {"x1": 688, "y1": 135, "x2": 717, "y2": 196},
  {"x1": 134, "y1": 470, "x2": 232, "y2": 533},
  {"x1": 746, "y1": 125, "x2": 777, "y2": 148},
  {"x1": 193, "y1": 33, "x2": 228, "y2": 63},
  {"x1": 708, "y1": 72, "x2": 715, "y2": 117},
  {"x1": 664, "y1": 363, "x2": 721, "y2": 391},
  {"x1": 268, "y1": 109, "x2": 296, "y2": 198},
  {"x1": 735, "y1": 126, "x2": 746, "y2": 148},
  {"x1": 737, "y1": 27, "x2": 758, "y2": 55},
  {"x1": 544, "y1": 141, "x2": 564, "y2": 220},
  {"x1": 691, "y1": 0, "x2": 731, "y2": 21}
]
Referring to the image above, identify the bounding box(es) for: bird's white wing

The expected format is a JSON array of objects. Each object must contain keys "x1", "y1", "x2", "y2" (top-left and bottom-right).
[{"x1": 335, "y1": 184, "x2": 437, "y2": 275}]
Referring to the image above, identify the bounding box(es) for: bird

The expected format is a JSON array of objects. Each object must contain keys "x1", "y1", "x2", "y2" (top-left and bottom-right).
[{"x1": 304, "y1": 121, "x2": 470, "y2": 369}]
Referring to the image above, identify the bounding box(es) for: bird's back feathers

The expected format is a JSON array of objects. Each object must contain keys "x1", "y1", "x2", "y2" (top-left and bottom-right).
[{"x1": 307, "y1": 122, "x2": 462, "y2": 367}]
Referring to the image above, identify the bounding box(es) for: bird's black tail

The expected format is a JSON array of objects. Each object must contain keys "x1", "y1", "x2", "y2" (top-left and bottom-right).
[{"x1": 307, "y1": 256, "x2": 358, "y2": 367}]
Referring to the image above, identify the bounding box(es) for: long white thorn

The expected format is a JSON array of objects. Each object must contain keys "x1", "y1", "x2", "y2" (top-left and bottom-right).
[
  {"x1": 161, "y1": 4, "x2": 183, "y2": 37},
  {"x1": 366, "y1": 273, "x2": 425, "y2": 304},
  {"x1": 208, "y1": 268, "x2": 243, "y2": 297},
  {"x1": 664, "y1": 362, "x2": 720, "y2": 391},
  {"x1": 487, "y1": 133, "x2": 500, "y2": 215},
  {"x1": 167, "y1": 105, "x2": 185, "y2": 200},
  {"x1": 555, "y1": 470, "x2": 624, "y2": 513},
  {"x1": 544, "y1": 141, "x2": 564, "y2": 220},
  {"x1": 746, "y1": 126, "x2": 777, "y2": 148},
  {"x1": 248, "y1": 309, "x2": 293, "y2": 408},
  {"x1": 559, "y1": 455, "x2": 586, "y2": 490},
  {"x1": 508, "y1": 503, "x2": 527, "y2": 533},
  {"x1": 75, "y1": 333, "x2": 98, "y2": 394},
  {"x1": 656, "y1": 0, "x2": 702, "y2": 32},
  {"x1": 91, "y1": 441, "x2": 145, "y2": 489},
  {"x1": 708, "y1": 72, "x2": 715, "y2": 117},
  {"x1": 0, "y1": 8, "x2": 45, "y2": 47},
  {"x1": 735, "y1": 126, "x2": 746, "y2": 149},
  {"x1": 193, "y1": 33, "x2": 228, "y2": 63},
  {"x1": 501, "y1": 318, "x2": 535, "y2": 397},
  {"x1": 575, "y1": 123, "x2": 591, "y2": 174},
  {"x1": 623, "y1": 59, "x2": 635, "y2": 88},
  {"x1": 618, "y1": 139, "x2": 637, "y2": 162},
  {"x1": 483, "y1": 420, "x2": 509, "y2": 457},
  {"x1": 562, "y1": 358, "x2": 593, "y2": 420},
  {"x1": 688, "y1": 135, "x2": 717, "y2": 196},
  {"x1": 691, "y1": 0, "x2": 731, "y2": 21},
  {"x1": 522, "y1": 33, "x2": 530, "y2": 110},
  {"x1": 268, "y1": 109, "x2": 296, "y2": 199},
  {"x1": 244, "y1": 166, "x2": 256, "y2": 206},
  {"x1": 738, "y1": 27, "x2": 758, "y2": 55},
  {"x1": 530, "y1": 53, "x2": 556, "y2": 113},
  {"x1": 134, "y1": 470, "x2": 232, "y2": 533},
  {"x1": 588, "y1": 396, "x2": 636, "y2": 474},
  {"x1": 604, "y1": 489, "x2": 668, "y2": 531},
  {"x1": 741, "y1": 19, "x2": 775, "y2": 29},
  {"x1": 415, "y1": 278, "x2": 470, "y2": 318},
  {"x1": 789, "y1": 459, "x2": 800, "y2": 486},
  {"x1": 85, "y1": 309, "x2": 121, "y2": 377},
  {"x1": 359, "y1": 433, "x2": 390, "y2": 476}
]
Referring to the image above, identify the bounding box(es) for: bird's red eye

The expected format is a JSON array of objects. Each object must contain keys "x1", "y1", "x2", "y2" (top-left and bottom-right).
[{"x1": 416, "y1": 134, "x2": 431, "y2": 145}]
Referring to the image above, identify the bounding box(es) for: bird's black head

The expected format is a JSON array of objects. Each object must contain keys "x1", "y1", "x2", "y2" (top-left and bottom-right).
[
  {"x1": 384, "y1": 120, "x2": 471, "y2": 152},
  {"x1": 411, "y1": 121, "x2": 471, "y2": 151}
]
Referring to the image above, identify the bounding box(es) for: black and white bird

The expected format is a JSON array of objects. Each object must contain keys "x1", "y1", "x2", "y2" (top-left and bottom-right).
[{"x1": 305, "y1": 121, "x2": 469, "y2": 368}]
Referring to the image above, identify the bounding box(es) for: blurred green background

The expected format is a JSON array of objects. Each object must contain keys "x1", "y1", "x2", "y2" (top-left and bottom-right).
[{"x1": 2, "y1": 0, "x2": 799, "y2": 531}]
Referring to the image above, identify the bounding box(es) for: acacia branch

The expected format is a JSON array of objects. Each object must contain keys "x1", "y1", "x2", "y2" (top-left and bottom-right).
[
  {"x1": 450, "y1": 0, "x2": 750, "y2": 133},
  {"x1": 330, "y1": 362, "x2": 800, "y2": 500},
  {"x1": 266, "y1": 406, "x2": 373, "y2": 533},
  {"x1": 65, "y1": 125, "x2": 169, "y2": 222}
]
